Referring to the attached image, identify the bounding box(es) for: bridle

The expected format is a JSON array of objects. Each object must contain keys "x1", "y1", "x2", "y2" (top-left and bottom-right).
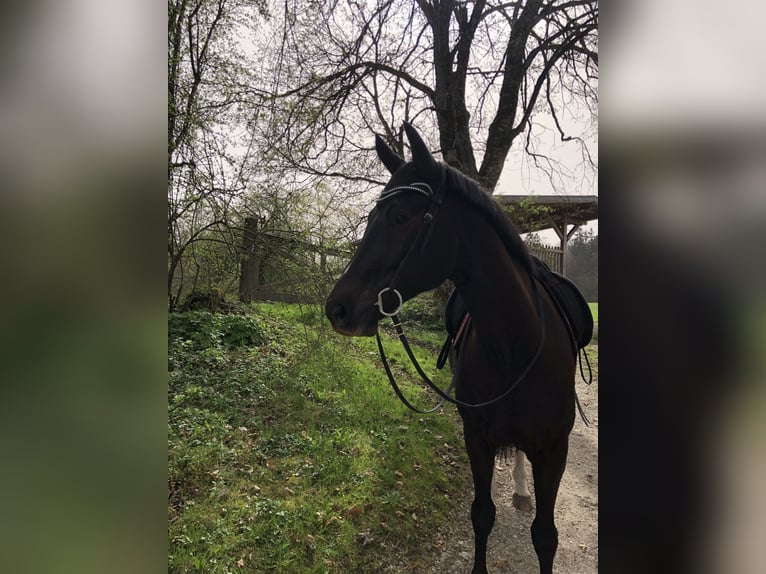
[
  {"x1": 372, "y1": 174, "x2": 547, "y2": 413},
  {"x1": 373, "y1": 180, "x2": 442, "y2": 318}
]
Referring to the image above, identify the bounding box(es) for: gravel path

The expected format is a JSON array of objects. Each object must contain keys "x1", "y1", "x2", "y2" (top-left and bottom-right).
[{"x1": 426, "y1": 360, "x2": 598, "y2": 574}]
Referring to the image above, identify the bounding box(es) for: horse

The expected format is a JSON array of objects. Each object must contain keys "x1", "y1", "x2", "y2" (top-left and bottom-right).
[{"x1": 325, "y1": 123, "x2": 576, "y2": 574}]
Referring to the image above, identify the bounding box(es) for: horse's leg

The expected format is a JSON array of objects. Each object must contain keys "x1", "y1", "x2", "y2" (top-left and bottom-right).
[
  {"x1": 512, "y1": 449, "x2": 534, "y2": 511},
  {"x1": 528, "y1": 439, "x2": 569, "y2": 574},
  {"x1": 464, "y1": 425, "x2": 496, "y2": 574}
]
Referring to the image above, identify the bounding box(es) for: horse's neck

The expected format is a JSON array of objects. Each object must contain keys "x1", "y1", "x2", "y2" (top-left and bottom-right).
[{"x1": 451, "y1": 222, "x2": 540, "y2": 353}]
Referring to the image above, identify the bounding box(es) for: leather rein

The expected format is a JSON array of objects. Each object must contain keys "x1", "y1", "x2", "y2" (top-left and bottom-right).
[{"x1": 372, "y1": 178, "x2": 547, "y2": 413}]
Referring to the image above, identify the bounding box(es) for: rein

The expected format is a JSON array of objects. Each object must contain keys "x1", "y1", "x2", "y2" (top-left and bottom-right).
[
  {"x1": 376, "y1": 282, "x2": 546, "y2": 411},
  {"x1": 375, "y1": 320, "x2": 455, "y2": 414},
  {"x1": 373, "y1": 177, "x2": 547, "y2": 412}
]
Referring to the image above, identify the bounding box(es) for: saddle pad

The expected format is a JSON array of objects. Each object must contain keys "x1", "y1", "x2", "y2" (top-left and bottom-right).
[
  {"x1": 437, "y1": 287, "x2": 469, "y2": 370},
  {"x1": 445, "y1": 287, "x2": 468, "y2": 339}
]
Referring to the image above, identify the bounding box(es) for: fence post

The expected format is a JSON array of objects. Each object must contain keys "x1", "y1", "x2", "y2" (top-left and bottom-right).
[{"x1": 238, "y1": 217, "x2": 261, "y2": 303}]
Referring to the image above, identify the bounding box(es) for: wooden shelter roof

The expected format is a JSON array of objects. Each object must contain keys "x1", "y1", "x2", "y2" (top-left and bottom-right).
[{"x1": 494, "y1": 194, "x2": 599, "y2": 234}]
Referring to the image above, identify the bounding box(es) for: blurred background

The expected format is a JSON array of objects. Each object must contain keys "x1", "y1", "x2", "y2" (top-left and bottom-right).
[
  {"x1": 0, "y1": 0, "x2": 763, "y2": 573},
  {"x1": 0, "y1": 1, "x2": 166, "y2": 573},
  {"x1": 600, "y1": 1, "x2": 766, "y2": 573}
]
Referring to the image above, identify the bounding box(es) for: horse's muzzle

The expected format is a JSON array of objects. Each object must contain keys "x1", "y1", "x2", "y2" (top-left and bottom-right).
[{"x1": 325, "y1": 296, "x2": 379, "y2": 337}]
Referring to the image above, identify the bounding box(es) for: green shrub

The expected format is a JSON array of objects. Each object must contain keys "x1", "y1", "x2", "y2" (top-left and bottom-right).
[
  {"x1": 168, "y1": 311, "x2": 265, "y2": 349},
  {"x1": 401, "y1": 292, "x2": 445, "y2": 332}
]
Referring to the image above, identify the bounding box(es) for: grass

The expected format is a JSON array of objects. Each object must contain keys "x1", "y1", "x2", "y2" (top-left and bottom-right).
[
  {"x1": 168, "y1": 299, "x2": 601, "y2": 572},
  {"x1": 168, "y1": 303, "x2": 470, "y2": 573},
  {"x1": 588, "y1": 302, "x2": 598, "y2": 323}
]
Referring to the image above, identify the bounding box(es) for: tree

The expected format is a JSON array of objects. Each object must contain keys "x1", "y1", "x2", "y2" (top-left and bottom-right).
[
  {"x1": 565, "y1": 229, "x2": 597, "y2": 300},
  {"x1": 167, "y1": 0, "x2": 268, "y2": 308},
  {"x1": 524, "y1": 231, "x2": 546, "y2": 252},
  {"x1": 235, "y1": 181, "x2": 353, "y2": 304},
  {"x1": 167, "y1": 1, "x2": 598, "y2": 308},
  {"x1": 265, "y1": 0, "x2": 597, "y2": 193}
]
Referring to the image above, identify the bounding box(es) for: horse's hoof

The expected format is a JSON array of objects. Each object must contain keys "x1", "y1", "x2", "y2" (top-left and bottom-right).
[{"x1": 512, "y1": 493, "x2": 534, "y2": 511}]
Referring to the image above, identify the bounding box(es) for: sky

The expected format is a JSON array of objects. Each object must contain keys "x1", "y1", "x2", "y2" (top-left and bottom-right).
[{"x1": 497, "y1": 111, "x2": 599, "y2": 245}]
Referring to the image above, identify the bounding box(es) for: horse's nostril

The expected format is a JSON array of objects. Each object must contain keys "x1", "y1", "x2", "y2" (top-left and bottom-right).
[{"x1": 325, "y1": 300, "x2": 347, "y2": 324}]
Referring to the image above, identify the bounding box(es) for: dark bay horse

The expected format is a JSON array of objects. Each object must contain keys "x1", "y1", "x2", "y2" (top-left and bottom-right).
[{"x1": 325, "y1": 123, "x2": 576, "y2": 574}]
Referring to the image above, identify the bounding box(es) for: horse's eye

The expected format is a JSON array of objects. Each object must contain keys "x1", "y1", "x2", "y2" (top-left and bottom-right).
[{"x1": 388, "y1": 206, "x2": 410, "y2": 225}]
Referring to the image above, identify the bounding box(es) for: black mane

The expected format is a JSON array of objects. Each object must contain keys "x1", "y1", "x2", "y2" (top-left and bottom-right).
[{"x1": 442, "y1": 164, "x2": 533, "y2": 274}]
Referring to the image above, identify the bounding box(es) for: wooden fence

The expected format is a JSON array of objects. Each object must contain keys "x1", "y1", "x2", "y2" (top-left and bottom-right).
[{"x1": 529, "y1": 244, "x2": 563, "y2": 274}]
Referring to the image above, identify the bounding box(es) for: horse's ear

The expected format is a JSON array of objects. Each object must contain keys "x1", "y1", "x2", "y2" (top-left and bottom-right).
[
  {"x1": 403, "y1": 122, "x2": 437, "y2": 170},
  {"x1": 375, "y1": 134, "x2": 405, "y2": 174}
]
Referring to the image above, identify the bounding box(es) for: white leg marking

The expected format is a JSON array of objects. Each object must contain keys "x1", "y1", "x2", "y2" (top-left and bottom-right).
[{"x1": 513, "y1": 449, "x2": 531, "y2": 498}]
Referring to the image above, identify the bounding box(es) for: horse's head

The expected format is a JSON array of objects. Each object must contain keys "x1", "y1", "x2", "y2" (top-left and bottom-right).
[{"x1": 325, "y1": 123, "x2": 458, "y2": 336}]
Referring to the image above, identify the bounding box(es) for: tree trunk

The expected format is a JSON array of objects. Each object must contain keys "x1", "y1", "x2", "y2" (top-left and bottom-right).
[{"x1": 238, "y1": 217, "x2": 261, "y2": 303}]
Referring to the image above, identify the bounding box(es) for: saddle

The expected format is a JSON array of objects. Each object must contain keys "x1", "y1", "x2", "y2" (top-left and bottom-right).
[
  {"x1": 530, "y1": 253, "x2": 593, "y2": 350},
  {"x1": 436, "y1": 253, "x2": 593, "y2": 369}
]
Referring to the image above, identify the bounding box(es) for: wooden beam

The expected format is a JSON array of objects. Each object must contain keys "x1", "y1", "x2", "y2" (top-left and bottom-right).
[
  {"x1": 560, "y1": 218, "x2": 568, "y2": 276},
  {"x1": 551, "y1": 220, "x2": 566, "y2": 242},
  {"x1": 567, "y1": 223, "x2": 582, "y2": 240}
]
